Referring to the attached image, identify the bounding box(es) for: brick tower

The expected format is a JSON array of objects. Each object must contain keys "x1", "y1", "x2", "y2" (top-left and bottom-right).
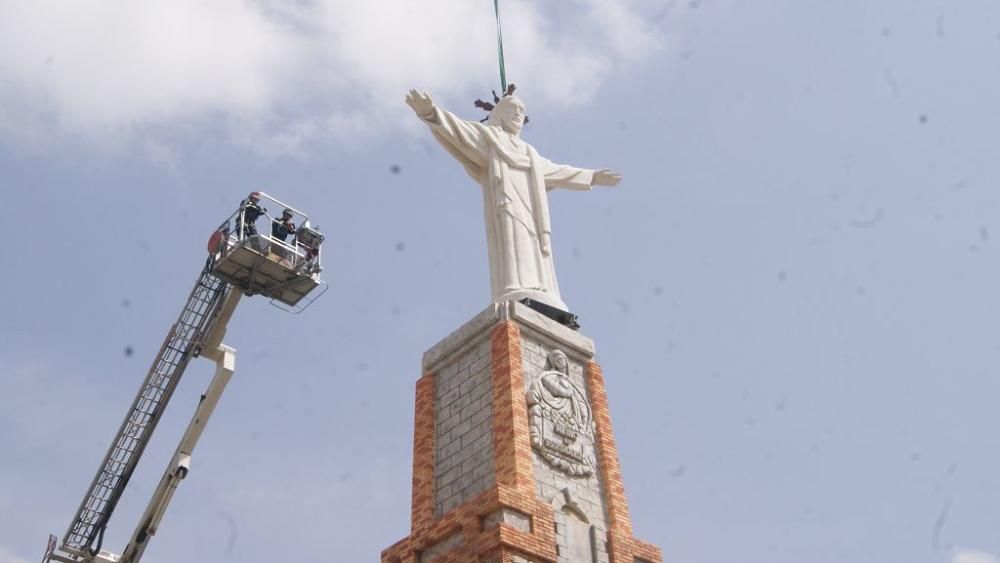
[{"x1": 381, "y1": 301, "x2": 662, "y2": 563}]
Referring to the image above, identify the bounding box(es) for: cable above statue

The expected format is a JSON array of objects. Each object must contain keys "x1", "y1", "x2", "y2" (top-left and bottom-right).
[{"x1": 406, "y1": 85, "x2": 621, "y2": 312}]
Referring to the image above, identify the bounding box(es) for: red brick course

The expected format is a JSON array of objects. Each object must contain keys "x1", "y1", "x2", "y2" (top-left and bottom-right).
[
  {"x1": 490, "y1": 322, "x2": 535, "y2": 494},
  {"x1": 382, "y1": 484, "x2": 559, "y2": 563},
  {"x1": 411, "y1": 373, "x2": 437, "y2": 536},
  {"x1": 588, "y1": 361, "x2": 663, "y2": 563}
]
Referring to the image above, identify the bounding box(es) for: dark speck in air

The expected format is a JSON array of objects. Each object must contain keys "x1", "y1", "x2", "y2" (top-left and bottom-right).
[{"x1": 850, "y1": 208, "x2": 884, "y2": 229}]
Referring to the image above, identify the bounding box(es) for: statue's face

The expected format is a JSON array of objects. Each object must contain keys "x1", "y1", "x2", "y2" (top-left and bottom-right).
[
  {"x1": 550, "y1": 351, "x2": 568, "y2": 373},
  {"x1": 497, "y1": 97, "x2": 527, "y2": 134}
]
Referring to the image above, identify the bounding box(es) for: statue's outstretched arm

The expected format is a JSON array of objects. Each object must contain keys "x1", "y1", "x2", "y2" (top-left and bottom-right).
[
  {"x1": 543, "y1": 160, "x2": 622, "y2": 191},
  {"x1": 406, "y1": 89, "x2": 489, "y2": 167},
  {"x1": 542, "y1": 160, "x2": 593, "y2": 191}
]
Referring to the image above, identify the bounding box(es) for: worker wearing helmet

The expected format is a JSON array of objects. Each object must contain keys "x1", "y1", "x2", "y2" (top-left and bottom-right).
[
  {"x1": 237, "y1": 192, "x2": 266, "y2": 237},
  {"x1": 271, "y1": 208, "x2": 296, "y2": 242}
]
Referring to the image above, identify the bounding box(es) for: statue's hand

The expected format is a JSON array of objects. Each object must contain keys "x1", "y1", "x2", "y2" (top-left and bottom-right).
[
  {"x1": 540, "y1": 233, "x2": 552, "y2": 256},
  {"x1": 406, "y1": 89, "x2": 435, "y2": 118},
  {"x1": 593, "y1": 169, "x2": 622, "y2": 187}
]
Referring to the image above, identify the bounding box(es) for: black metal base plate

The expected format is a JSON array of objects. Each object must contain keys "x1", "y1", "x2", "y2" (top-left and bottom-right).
[{"x1": 518, "y1": 298, "x2": 580, "y2": 330}]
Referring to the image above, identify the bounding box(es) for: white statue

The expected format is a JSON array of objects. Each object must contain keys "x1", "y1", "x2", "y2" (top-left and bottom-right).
[{"x1": 406, "y1": 88, "x2": 621, "y2": 311}]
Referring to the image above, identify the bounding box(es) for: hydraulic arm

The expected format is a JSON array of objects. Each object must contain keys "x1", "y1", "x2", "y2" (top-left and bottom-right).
[{"x1": 58, "y1": 267, "x2": 230, "y2": 561}]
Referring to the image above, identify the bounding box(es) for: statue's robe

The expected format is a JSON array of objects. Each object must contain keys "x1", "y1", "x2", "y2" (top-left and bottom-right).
[
  {"x1": 420, "y1": 106, "x2": 596, "y2": 310},
  {"x1": 529, "y1": 372, "x2": 592, "y2": 430}
]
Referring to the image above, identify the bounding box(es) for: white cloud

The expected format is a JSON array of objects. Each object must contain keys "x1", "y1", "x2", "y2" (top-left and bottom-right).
[
  {"x1": 952, "y1": 549, "x2": 1000, "y2": 563},
  {"x1": 0, "y1": 0, "x2": 663, "y2": 154}
]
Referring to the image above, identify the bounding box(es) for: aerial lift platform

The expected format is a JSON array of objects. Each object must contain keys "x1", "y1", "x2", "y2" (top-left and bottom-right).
[{"x1": 43, "y1": 192, "x2": 326, "y2": 563}]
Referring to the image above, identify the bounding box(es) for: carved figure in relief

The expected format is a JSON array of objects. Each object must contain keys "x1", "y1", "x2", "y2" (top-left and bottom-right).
[
  {"x1": 405, "y1": 87, "x2": 621, "y2": 311},
  {"x1": 526, "y1": 349, "x2": 596, "y2": 476}
]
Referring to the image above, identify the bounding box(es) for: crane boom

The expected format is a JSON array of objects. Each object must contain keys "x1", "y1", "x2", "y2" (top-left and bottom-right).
[
  {"x1": 118, "y1": 292, "x2": 240, "y2": 563},
  {"x1": 61, "y1": 267, "x2": 230, "y2": 558}
]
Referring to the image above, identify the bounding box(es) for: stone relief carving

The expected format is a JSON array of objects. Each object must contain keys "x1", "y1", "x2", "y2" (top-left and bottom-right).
[{"x1": 526, "y1": 349, "x2": 596, "y2": 476}]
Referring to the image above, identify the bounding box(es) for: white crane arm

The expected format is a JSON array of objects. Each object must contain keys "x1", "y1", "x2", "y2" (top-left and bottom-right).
[{"x1": 119, "y1": 342, "x2": 236, "y2": 563}]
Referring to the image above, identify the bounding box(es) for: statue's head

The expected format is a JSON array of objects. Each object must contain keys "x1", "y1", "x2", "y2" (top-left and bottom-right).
[
  {"x1": 545, "y1": 349, "x2": 570, "y2": 374},
  {"x1": 489, "y1": 96, "x2": 527, "y2": 135},
  {"x1": 475, "y1": 84, "x2": 529, "y2": 135}
]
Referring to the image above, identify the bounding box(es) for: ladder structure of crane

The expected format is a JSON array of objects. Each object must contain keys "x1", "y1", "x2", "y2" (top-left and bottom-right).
[
  {"x1": 45, "y1": 192, "x2": 325, "y2": 563},
  {"x1": 61, "y1": 268, "x2": 229, "y2": 558}
]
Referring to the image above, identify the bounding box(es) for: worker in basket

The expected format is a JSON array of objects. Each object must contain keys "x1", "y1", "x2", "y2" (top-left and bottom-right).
[
  {"x1": 270, "y1": 208, "x2": 297, "y2": 262},
  {"x1": 271, "y1": 208, "x2": 296, "y2": 242},
  {"x1": 237, "y1": 191, "x2": 266, "y2": 237}
]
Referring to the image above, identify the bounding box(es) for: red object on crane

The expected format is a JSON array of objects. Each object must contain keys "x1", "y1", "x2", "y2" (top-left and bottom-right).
[{"x1": 207, "y1": 230, "x2": 224, "y2": 254}]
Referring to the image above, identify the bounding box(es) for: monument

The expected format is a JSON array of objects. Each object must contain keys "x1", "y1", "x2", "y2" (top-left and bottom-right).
[
  {"x1": 404, "y1": 88, "x2": 620, "y2": 312},
  {"x1": 381, "y1": 89, "x2": 661, "y2": 563}
]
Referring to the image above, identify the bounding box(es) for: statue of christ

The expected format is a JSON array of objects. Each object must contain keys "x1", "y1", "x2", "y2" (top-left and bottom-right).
[{"x1": 406, "y1": 87, "x2": 621, "y2": 311}]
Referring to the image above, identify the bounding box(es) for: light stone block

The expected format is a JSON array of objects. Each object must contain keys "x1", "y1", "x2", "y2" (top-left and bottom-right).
[
  {"x1": 481, "y1": 507, "x2": 532, "y2": 533},
  {"x1": 419, "y1": 532, "x2": 463, "y2": 563},
  {"x1": 433, "y1": 318, "x2": 496, "y2": 518}
]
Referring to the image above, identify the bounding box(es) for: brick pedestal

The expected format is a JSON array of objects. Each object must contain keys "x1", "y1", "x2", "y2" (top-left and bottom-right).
[{"x1": 382, "y1": 302, "x2": 661, "y2": 563}]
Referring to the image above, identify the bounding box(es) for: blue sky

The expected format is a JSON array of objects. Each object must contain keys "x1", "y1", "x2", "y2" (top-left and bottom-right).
[{"x1": 2, "y1": 1, "x2": 999, "y2": 562}]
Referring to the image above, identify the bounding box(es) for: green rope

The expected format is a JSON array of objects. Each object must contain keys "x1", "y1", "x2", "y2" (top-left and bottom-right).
[{"x1": 493, "y1": 0, "x2": 507, "y2": 91}]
